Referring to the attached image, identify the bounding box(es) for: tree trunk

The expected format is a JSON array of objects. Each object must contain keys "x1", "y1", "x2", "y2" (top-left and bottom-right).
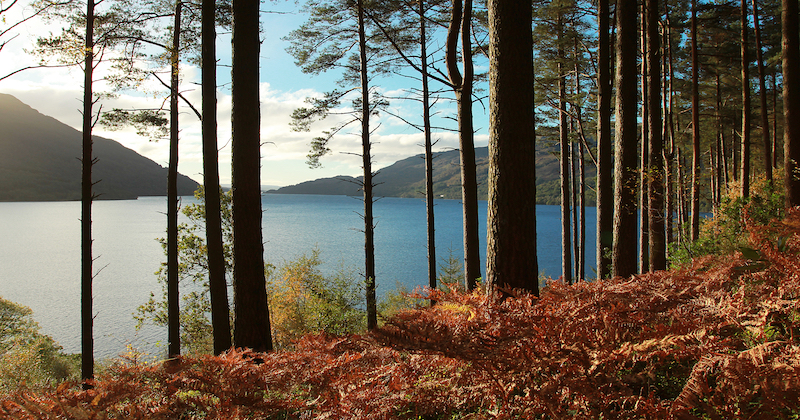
[
  {"x1": 420, "y1": 0, "x2": 436, "y2": 294},
  {"x1": 783, "y1": 0, "x2": 800, "y2": 206},
  {"x1": 357, "y1": 0, "x2": 378, "y2": 330},
  {"x1": 81, "y1": 0, "x2": 95, "y2": 384},
  {"x1": 741, "y1": 0, "x2": 751, "y2": 199},
  {"x1": 690, "y1": 0, "x2": 700, "y2": 241},
  {"x1": 167, "y1": 0, "x2": 181, "y2": 358},
  {"x1": 612, "y1": 0, "x2": 638, "y2": 278},
  {"x1": 231, "y1": 0, "x2": 272, "y2": 352},
  {"x1": 647, "y1": 0, "x2": 665, "y2": 272},
  {"x1": 664, "y1": 0, "x2": 675, "y2": 250},
  {"x1": 202, "y1": 0, "x2": 232, "y2": 355},
  {"x1": 557, "y1": 11, "x2": 572, "y2": 284},
  {"x1": 752, "y1": 0, "x2": 773, "y2": 183},
  {"x1": 639, "y1": 2, "x2": 649, "y2": 274},
  {"x1": 486, "y1": 0, "x2": 538, "y2": 294},
  {"x1": 596, "y1": 0, "x2": 613, "y2": 279}
]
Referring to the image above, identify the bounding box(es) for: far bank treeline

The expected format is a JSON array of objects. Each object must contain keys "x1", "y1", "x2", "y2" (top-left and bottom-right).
[{"x1": 4, "y1": 0, "x2": 800, "y2": 386}]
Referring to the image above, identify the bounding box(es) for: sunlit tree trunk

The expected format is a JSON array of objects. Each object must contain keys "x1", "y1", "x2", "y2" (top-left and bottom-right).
[
  {"x1": 486, "y1": 0, "x2": 538, "y2": 294},
  {"x1": 752, "y1": 0, "x2": 773, "y2": 183}
]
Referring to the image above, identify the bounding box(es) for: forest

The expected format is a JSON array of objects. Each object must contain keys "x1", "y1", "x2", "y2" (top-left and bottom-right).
[{"x1": 1, "y1": 0, "x2": 800, "y2": 418}]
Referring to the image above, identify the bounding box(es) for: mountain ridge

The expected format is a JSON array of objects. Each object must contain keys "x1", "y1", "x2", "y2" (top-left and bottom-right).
[{"x1": 0, "y1": 93, "x2": 199, "y2": 201}]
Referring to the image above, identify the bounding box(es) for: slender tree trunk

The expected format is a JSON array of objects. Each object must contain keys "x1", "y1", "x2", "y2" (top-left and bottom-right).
[
  {"x1": 752, "y1": 0, "x2": 773, "y2": 183},
  {"x1": 167, "y1": 0, "x2": 182, "y2": 358},
  {"x1": 81, "y1": 0, "x2": 95, "y2": 384},
  {"x1": 486, "y1": 0, "x2": 538, "y2": 294},
  {"x1": 357, "y1": 0, "x2": 378, "y2": 330},
  {"x1": 596, "y1": 0, "x2": 613, "y2": 279},
  {"x1": 741, "y1": 0, "x2": 752, "y2": 198},
  {"x1": 557, "y1": 11, "x2": 572, "y2": 284},
  {"x1": 612, "y1": 0, "x2": 638, "y2": 278},
  {"x1": 773, "y1": 71, "x2": 780, "y2": 169},
  {"x1": 446, "y1": 0, "x2": 480, "y2": 289},
  {"x1": 231, "y1": 0, "x2": 272, "y2": 352},
  {"x1": 639, "y1": 2, "x2": 649, "y2": 274},
  {"x1": 647, "y1": 0, "x2": 665, "y2": 271},
  {"x1": 573, "y1": 51, "x2": 585, "y2": 282},
  {"x1": 783, "y1": 0, "x2": 800, "y2": 206},
  {"x1": 578, "y1": 137, "x2": 585, "y2": 280},
  {"x1": 717, "y1": 73, "x2": 730, "y2": 187},
  {"x1": 419, "y1": 0, "x2": 436, "y2": 295},
  {"x1": 202, "y1": 0, "x2": 232, "y2": 355},
  {"x1": 664, "y1": 0, "x2": 675, "y2": 250},
  {"x1": 690, "y1": 0, "x2": 701, "y2": 241}
]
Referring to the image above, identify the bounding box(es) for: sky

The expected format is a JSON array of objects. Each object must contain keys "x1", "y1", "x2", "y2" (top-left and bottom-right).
[{"x1": 0, "y1": 0, "x2": 490, "y2": 188}]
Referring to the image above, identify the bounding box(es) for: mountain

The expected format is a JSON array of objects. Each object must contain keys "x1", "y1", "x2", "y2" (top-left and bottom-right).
[
  {"x1": 0, "y1": 93, "x2": 199, "y2": 201},
  {"x1": 268, "y1": 145, "x2": 597, "y2": 205}
]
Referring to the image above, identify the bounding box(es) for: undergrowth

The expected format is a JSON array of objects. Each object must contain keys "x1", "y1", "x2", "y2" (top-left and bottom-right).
[{"x1": 3, "y1": 210, "x2": 800, "y2": 419}]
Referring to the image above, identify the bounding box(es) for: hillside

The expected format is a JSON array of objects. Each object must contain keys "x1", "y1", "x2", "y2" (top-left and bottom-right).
[
  {"x1": 0, "y1": 93, "x2": 199, "y2": 201},
  {"x1": 268, "y1": 146, "x2": 597, "y2": 205}
]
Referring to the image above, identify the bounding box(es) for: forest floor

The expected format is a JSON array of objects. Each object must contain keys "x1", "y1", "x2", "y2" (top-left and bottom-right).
[{"x1": 2, "y1": 211, "x2": 800, "y2": 419}]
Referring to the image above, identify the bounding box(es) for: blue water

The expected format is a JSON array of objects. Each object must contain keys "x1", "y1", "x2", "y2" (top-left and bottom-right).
[{"x1": 0, "y1": 194, "x2": 596, "y2": 357}]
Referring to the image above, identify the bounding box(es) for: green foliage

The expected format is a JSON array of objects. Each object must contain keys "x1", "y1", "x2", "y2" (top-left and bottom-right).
[
  {"x1": 0, "y1": 297, "x2": 79, "y2": 392},
  {"x1": 669, "y1": 178, "x2": 785, "y2": 267}
]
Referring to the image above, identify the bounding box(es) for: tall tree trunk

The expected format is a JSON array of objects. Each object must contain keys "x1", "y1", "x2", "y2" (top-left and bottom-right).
[
  {"x1": 486, "y1": 0, "x2": 538, "y2": 294},
  {"x1": 167, "y1": 0, "x2": 181, "y2": 358},
  {"x1": 557, "y1": 11, "x2": 572, "y2": 284},
  {"x1": 81, "y1": 0, "x2": 95, "y2": 384},
  {"x1": 717, "y1": 73, "x2": 730, "y2": 187},
  {"x1": 783, "y1": 0, "x2": 800, "y2": 206},
  {"x1": 419, "y1": 0, "x2": 436, "y2": 295},
  {"x1": 231, "y1": 0, "x2": 273, "y2": 352},
  {"x1": 446, "y1": 0, "x2": 480, "y2": 289},
  {"x1": 574, "y1": 51, "x2": 585, "y2": 282},
  {"x1": 578, "y1": 136, "x2": 585, "y2": 280},
  {"x1": 202, "y1": 0, "x2": 232, "y2": 355},
  {"x1": 752, "y1": 0, "x2": 773, "y2": 183},
  {"x1": 690, "y1": 0, "x2": 701, "y2": 241},
  {"x1": 773, "y1": 71, "x2": 780, "y2": 169},
  {"x1": 612, "y1": 0, "x2": 638, "y2": 278},
  {"x1": 357, "y1": 0, "x2": 378, "y2": 330},
  {"x1": 596, "y1": 0, "x2": 613, "y2": 279},
  {"x1": 647, "y1": 0, "x2": 665, "y2": 271},
  {"x1": 741, "y1": 0, "x2": 752, "y2": 198},
  {"x1": 664, "y1": 0, "x2": 675, "y2": 250},
  {"x1": 639, "y1": 2, "x2": 649, "y2": 274}
]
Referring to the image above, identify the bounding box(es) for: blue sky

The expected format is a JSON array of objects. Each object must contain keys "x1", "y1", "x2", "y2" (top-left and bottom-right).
[{"x1": 0, "y1": 0, "x2": 490, "y2": 187}]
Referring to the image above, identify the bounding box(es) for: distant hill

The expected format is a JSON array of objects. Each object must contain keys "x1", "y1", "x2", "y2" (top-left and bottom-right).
[
  {"x1": 269, "y1": 146, "x2": 597, "y2": 205},
  {"x1": 0, "y1": 93, "x2": 199, "y2": 201}
]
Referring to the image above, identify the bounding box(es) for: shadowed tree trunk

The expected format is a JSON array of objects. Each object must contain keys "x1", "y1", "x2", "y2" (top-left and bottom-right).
[
  {"x1": 557, "y1": 11, "x2": 572, "y2": 284},
  {"x1": 783, "y1": 0, "x2": 800, "y2": 206},
  {"x1": 741, "y1": 0, "x2": 752, "y2": 199},
  {"x1": 647, "y1": 0, "x2": 665, "y2": 271},
  {"x1": 231, "y1": 0, "x2": 273, "y2": 351},
  {"x1": 596, "y1": 0, "x2": 613, "y2": 279},
  {"x1": 167, "y1": 0, "x2": 182, "y2": 358},
  {"x1": 612, "y1": 0, "x2": 638, "y2": 278},
  {"x1": 419, "y1": 0, "x2": 436, "y2": 294},
  {"x1": 81, "y1": 0, "x2": 96, "y2": 384},
  {"x1": 486, "y1": 0, "x2": 538, "y2": 294},
  {"x1": 690, "y1": 0, "x2": 700, "y2": 241},
  {"x1": 639, "y1": 2, "x2": 649, "y2": 274},
  {"x1": 202, "y1": 0, "x2": 232, "y2": 355}
]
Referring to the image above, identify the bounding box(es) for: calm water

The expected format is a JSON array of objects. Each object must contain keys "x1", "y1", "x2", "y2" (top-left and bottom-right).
[{"x1": 0, "y1": 194, "x2": 596, "y2": 358}]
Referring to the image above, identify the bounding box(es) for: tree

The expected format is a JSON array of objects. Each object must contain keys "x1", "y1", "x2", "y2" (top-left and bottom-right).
[
  {"x1": 202, "y1": 0, "x2": 232, "y2": 355},
  {"x1": 485, "y1": 0, "x2": 537, "y2": 294},
  {"x1": 446, "y1": 0, "x2": 481, "y2": 290},
  {"x1": 783, "y1": 0, "x2": 800, "y2": 206},
  {"x1": 752, "y1": 0, "x2": 773, "y2": 183},
  {"x1": 740, "y1": 0, "x2": 752, "y2": 198},
  {"x1": 231, "y1": 0, "x2": 273, "y2": 351},
  {"x1": 647, "y1": 0, "x2": 666, "y2": 271},
  {"x1": 166, "y1": 0, "x2": 182, "y2": 359},
  {"x1": 690, "y1": 0, "x2": 701, "y2": 242},
  {"x1": 612, "y1": 0, "x2": 638, "y2": 278},
  {"x1": 596, "y1": 0, "x2": 613, "y2": 279},
  {"x1": 557, "y1": 8, "x2": 572, "y2": 284}
]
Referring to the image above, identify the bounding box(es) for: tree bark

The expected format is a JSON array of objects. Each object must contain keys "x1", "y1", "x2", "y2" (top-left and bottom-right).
[
  {"x1": 202, "y1": 0, "x2": 232, "y2": 355},
  {"x1": 596, "y1": 0, "x2": 613, "y2": 279},
  {"x1": 612, "y1": 0, "x2": 638, "y2": 278},
  {"x1": 752, "y1": 0, "x2": 773, "y2": 183},
  {"x1": 486, "y1": 0, "x2": 538, "y2": 294},
  {"x1": 357, "y1": 0, "x2": 378, "y2": 330},
  {"x1": 557, "y1": 11, "x2": 572, "y2": 284},
  {"x1": 231, "y1": 0, "x2": 273, "y2": 352},
  {"x1": 647, "y1": 0, "x2": 665, "y2": 271},
  {"x1": 783, "y1": 0, "x2": 800, "y2": 206},
  {"x1": 741, "y1": 0, "x2": 752, "y2": 198},
  {"x1": 639, "y1": 2, "x2": 649, "y2": 274},
  {"x1": 81, "y1": 0, "x2": 95, "y2": 384},
  {"x1": 446, "y1": 0, "x2": 480, "y2": 289},
  {"x1": 420, "y1": 0, "x2": 436, "y2": 294},
  {"x1": 167, "y1": 0, "x2": 181, "y2": 358},
  {"x1": 690, "y1": 0, "x2": 700, "y2": 241}
]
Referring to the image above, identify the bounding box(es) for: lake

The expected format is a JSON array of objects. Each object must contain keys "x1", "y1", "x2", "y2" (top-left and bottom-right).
[{"x1": 0, "y1": 194, "x2": 596, "y2": 358}]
